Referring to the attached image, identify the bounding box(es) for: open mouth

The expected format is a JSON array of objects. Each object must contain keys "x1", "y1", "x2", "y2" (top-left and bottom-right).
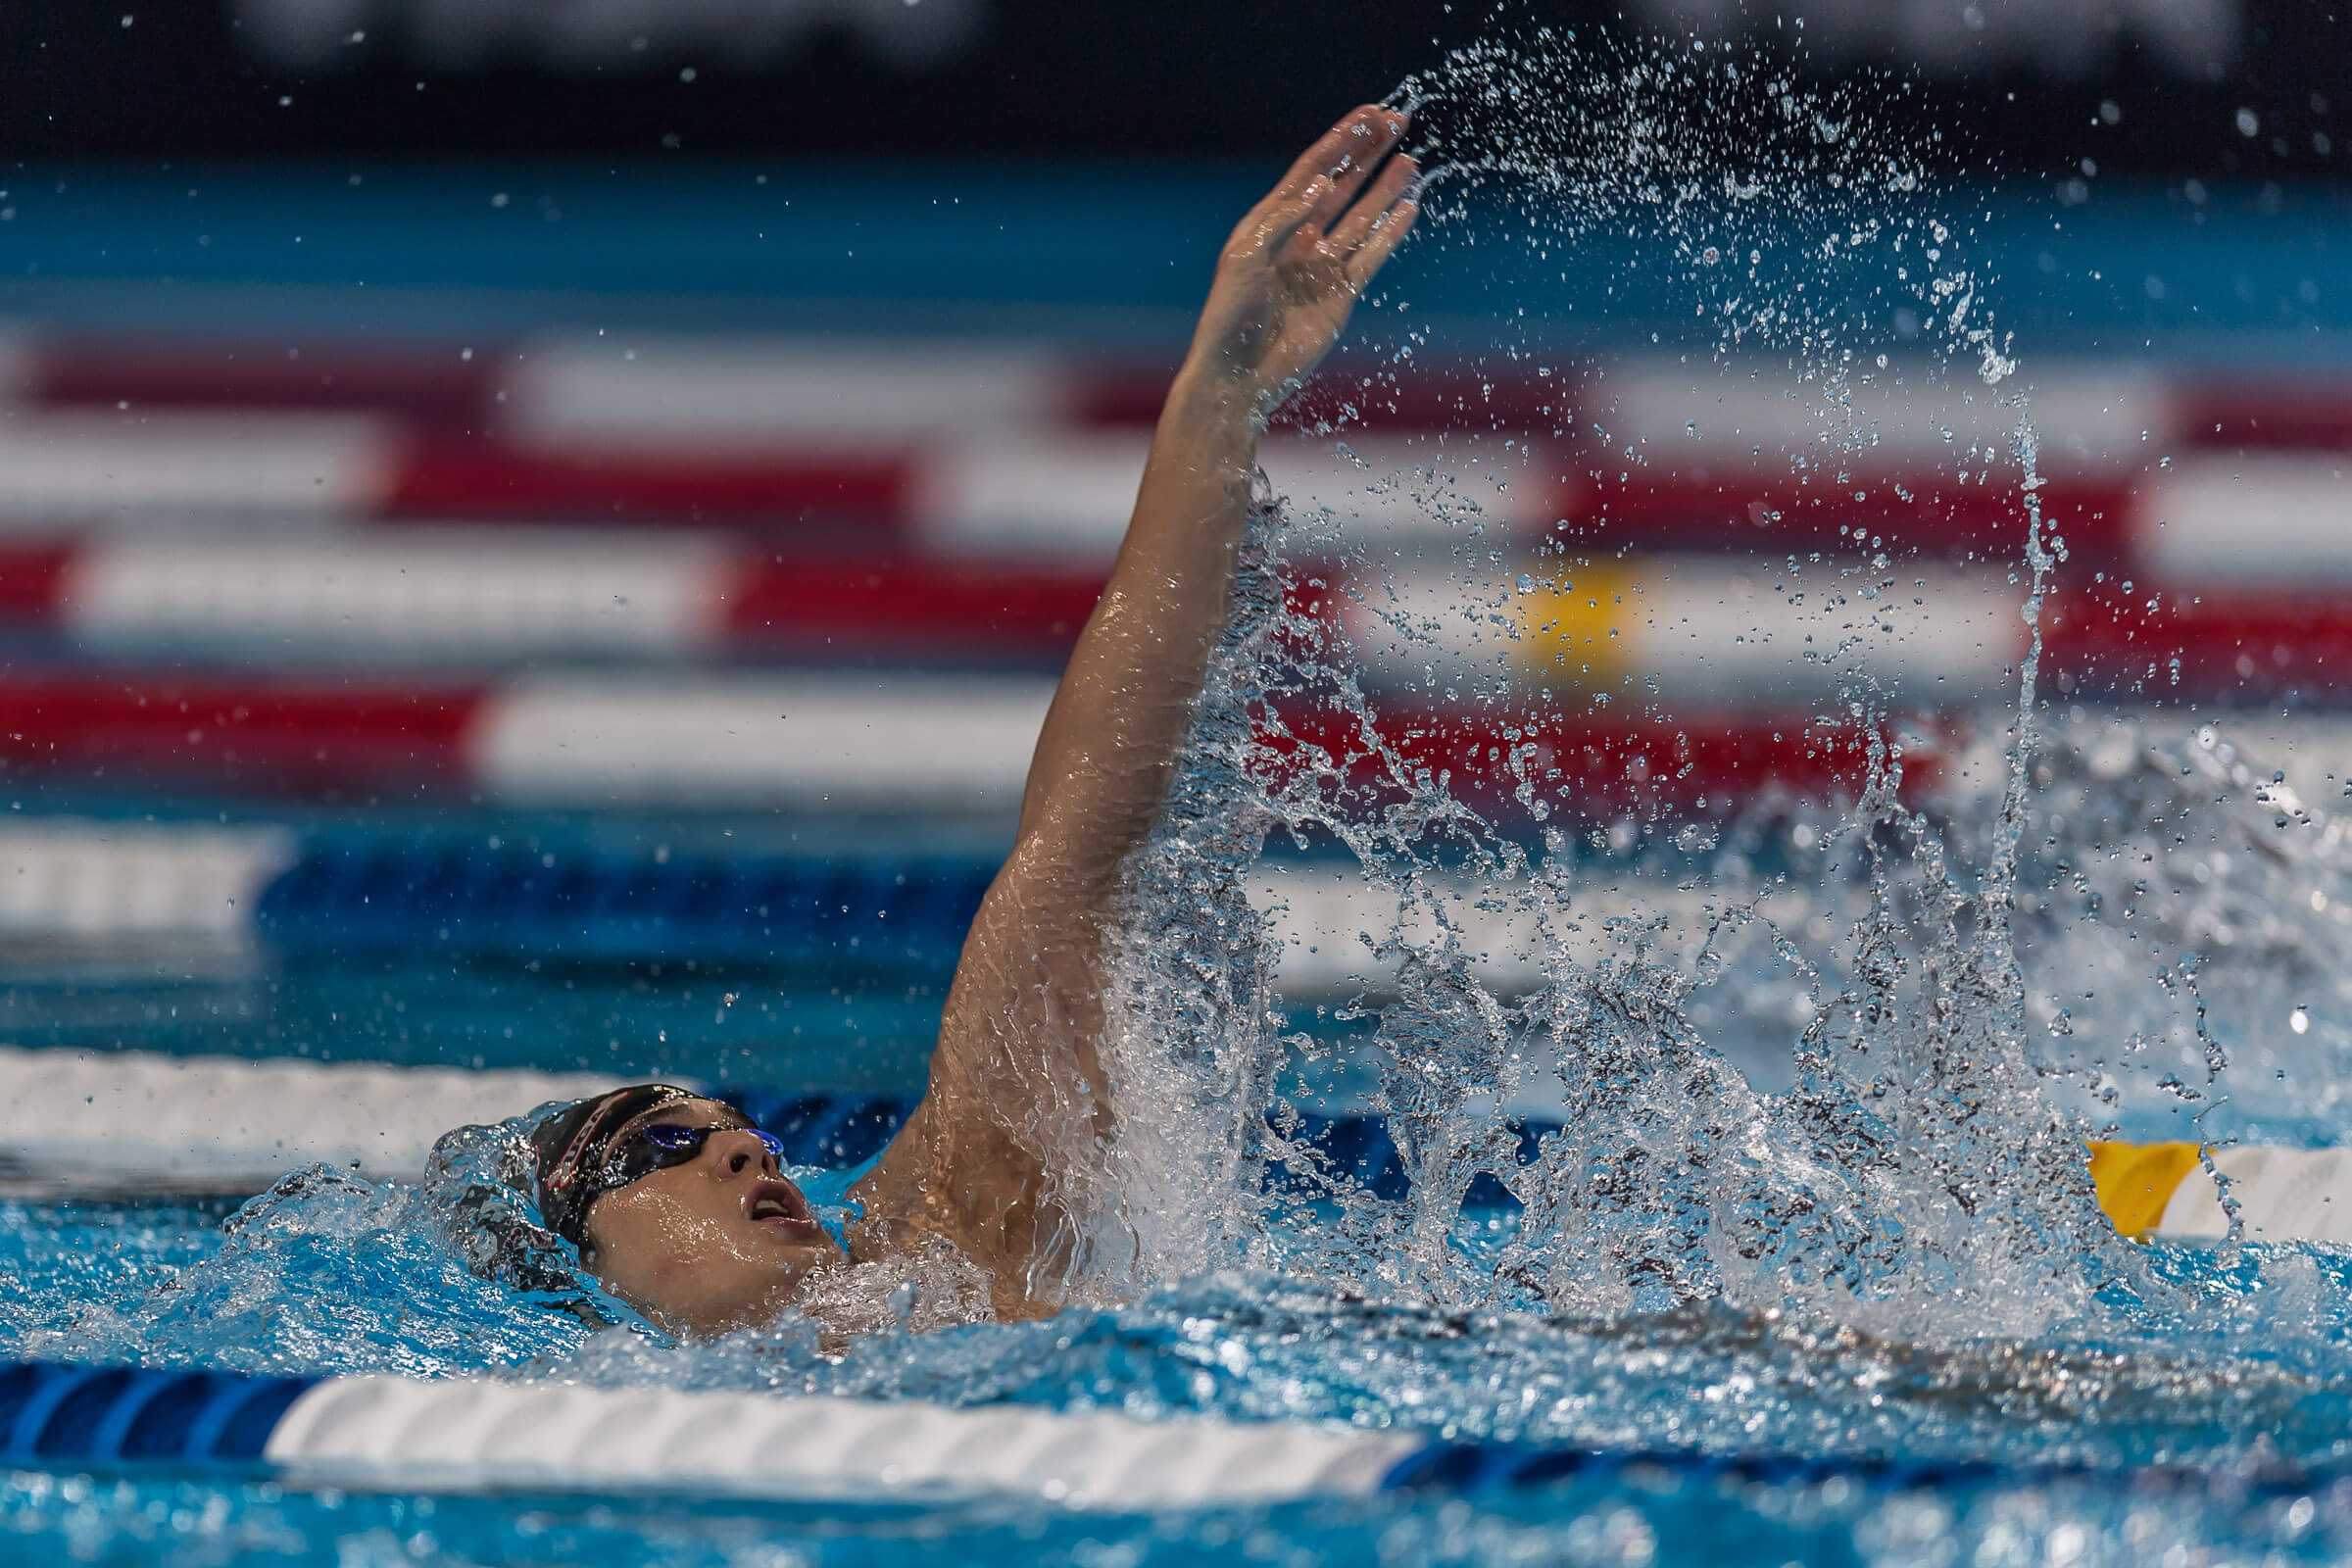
[{"x1": 747, "y1": 1178, "x2": 825, "y2": 1241}]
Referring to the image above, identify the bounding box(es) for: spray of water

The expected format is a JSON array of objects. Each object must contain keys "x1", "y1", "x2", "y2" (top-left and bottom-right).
[{"x1": 1089, "y1": 22, "x2": 2185, "y2": 1346}]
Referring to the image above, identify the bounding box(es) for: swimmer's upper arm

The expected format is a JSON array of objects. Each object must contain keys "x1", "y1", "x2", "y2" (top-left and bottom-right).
[
  {"x1": 849, "y1": 844, "x2": 1113, "y2": 1316},
  {"x1": 847, "y1": 397, "x2": 1258, "y2": 1315}
]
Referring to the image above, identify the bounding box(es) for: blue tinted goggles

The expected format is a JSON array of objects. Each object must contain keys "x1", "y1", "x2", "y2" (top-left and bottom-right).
[{"x1": 594, "y1": 1121, "x2": 789, "y2": 1196}]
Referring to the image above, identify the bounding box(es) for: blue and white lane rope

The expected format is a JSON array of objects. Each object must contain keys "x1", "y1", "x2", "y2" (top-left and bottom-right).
[
  {"x1": 2, "y1": 1045, "x2": 2342, "y2": 1243},
  {"x1": 0, "y1": 819, "x2": 1740, "y2": 998},
  {"x1": 0, "y1": 1361, "x2": 1416, "y2": 1507},
  {"x1": 0, "y1": 1360, "x2": 2339, "y2": 1510},
  {"x1": 0, "y1": 821, "x2": 995, "y2": 972},
  {"x1": 0, "y1": 1047, "x2": 1533, "y2": 1208}
]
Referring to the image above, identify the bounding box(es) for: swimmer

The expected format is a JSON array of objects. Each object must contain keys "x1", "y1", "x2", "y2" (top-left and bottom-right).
[{"x1": 512, "y1": 106, "x2": 1421, "y2": 1337}]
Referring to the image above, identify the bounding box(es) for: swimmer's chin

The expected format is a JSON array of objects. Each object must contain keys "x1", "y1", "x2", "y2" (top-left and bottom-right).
[{"x1": 620, "y1": 1251, "x2": 848, "y2": 1341}]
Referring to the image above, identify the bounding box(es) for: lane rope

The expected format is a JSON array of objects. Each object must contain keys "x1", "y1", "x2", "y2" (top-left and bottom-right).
[
  {"x1": 0, "y1": 1045, "x2": 1523, "y2": 1205},
  {"x1": 0, "y1": 1358, "x2": 2334, "y2": 1510},
  {"x1": 0, "y1": 1045, "x2": 2328, "y2": 1242}
]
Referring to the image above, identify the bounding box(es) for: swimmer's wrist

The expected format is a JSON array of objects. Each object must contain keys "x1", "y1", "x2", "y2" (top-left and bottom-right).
[{"x1": 1162, "y1": 358, "x2": 1268, "y2": 450}]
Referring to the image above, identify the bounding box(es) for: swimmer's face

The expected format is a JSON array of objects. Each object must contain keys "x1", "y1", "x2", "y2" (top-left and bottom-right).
[{"x1": 578, "y1": 1097, "x2": 846, "y2": 1336}]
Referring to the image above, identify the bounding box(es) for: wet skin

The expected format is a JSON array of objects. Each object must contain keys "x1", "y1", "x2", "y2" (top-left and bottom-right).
[{"x1": 579, "y1": 1097, "x2": 846, "y2": 1336}]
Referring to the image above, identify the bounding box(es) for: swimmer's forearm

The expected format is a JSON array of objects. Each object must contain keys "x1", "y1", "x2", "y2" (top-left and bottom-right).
[
  {"x1": 1004, "y1": 105, "x2": 1417, "y2": 884},
  {"x1": 1009, "y1": 365, "x2": 1257, "y2": 878}
]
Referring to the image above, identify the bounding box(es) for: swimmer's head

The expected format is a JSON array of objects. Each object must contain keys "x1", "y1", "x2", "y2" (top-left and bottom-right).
[{"x1": 532, "y1": 1084, "x2": 846, "y2": 1337}]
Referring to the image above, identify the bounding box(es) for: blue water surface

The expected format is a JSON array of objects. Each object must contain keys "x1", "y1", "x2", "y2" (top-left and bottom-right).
[{"x1": 6, "y1": 1176, "x2": 2352, "y2": 1567}]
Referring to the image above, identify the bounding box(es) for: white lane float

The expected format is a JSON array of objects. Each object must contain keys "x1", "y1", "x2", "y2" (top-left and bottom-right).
[
  {"x1": 0, "y1": 1046, "x2": 624, "y2": 1194},
  {"x1": 265, "y1": 1376, "x2": 1422, "y2": 1507}
]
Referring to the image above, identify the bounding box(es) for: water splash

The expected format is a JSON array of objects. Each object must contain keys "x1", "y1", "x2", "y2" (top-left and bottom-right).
[{"x1": 1091, "y1": 22, "x2": 2172, "y2": 1349}]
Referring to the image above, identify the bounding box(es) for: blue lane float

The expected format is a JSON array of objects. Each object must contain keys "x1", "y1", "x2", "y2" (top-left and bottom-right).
[
  {"x1": 257, "y1": 836, "x2": 996, "y2": 972},
  {"x1": 0, "y1": 1360, "x2": 2332, "y2": 1511},
  {"x1": 0, "y1": 1364, "x2": 313, "y2": 1469}
]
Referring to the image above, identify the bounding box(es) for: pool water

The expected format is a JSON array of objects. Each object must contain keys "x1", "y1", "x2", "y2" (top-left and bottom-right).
[
  {"x1": 9, "y1": 1186, "x2": 2352, "y2": 1565},
  {"x1": 6, "y1": 1463, "x2": 2348, "y2": 1568}
]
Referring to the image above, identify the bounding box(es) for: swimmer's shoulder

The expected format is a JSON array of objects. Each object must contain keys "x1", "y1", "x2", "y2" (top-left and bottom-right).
[{"x1": 844, "y1": 1098, "x2": 1061, "y2": 1319}]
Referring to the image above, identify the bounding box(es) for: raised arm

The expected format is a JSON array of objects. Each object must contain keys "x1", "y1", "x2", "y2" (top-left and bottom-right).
[
  {"x1": 852, "y1": 107, "x2": 1419, "y2": 1314},
  {"x1": 1011, "y1": 107, "x2": 1420, "y2": 880}
]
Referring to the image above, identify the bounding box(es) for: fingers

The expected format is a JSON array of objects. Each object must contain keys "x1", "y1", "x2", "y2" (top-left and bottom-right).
[
  {"x1": 1234, "y1": 107, "x2": 1409, "y2": 265},
  {"x1": 1324, "y1": 152, "x2": 1419, "y2": 256},
  {"x1": 1232, "y1": 178, "x2": 1328, "y2": 263},
  {"x1": 1341, "y1": 196, "x2": 1419, "y2": 289},
  {"x1": 1270, "y1": 104, "x2": 1405, "y2": 207},
  {"x1": 1297, "y1": 108, "x2": 1410, "y2": 235}
]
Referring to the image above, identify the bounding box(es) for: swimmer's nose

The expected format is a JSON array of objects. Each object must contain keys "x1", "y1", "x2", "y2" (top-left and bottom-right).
[{"x1": 707, "y1": 1125, "x2": 778, "y2": 1178}]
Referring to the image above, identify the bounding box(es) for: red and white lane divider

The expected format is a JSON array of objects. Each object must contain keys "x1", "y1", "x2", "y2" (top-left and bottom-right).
[
  {"x1": 497, "y1": 337, "x2": 1099, "y2": 452},
  {"x1": 1339, "y1": 557, "x2": 2026, "y2": 709},
  {"x1": 1327, "y1": 548, "x2": 2352, "y2": 709},
  {"x1": 1552, "y1": 469, "x2": 2134, "y2": 559},
  {"x1": 0, "y1": 411, "x2": 397, "y2": 515},
  {"x1": 2130, "y1": 455, "x2": 2352, "y2": 582},
  {"x1": 0, "y1": 819, "x2": 295, "y2": 945},
  {"x1": 1557, "y1": 455, "x2": 2352, "y2": 575},
  {"x1": 0, "y1": 528, "x2": 2333, "y2": 703},
  {"x1": 470, "y1": 673, "x2": 1058, "y2": 808},
  {"x1": 912, "y1": 433, "x2": 1555, "y2": 558},
  {"x1": 22, "y1": 333, "x2": 2352, "y2": 454},
  {"x1": 12, "y1": 672, "x2": 2342, "y2": 817},
  {"x1": 4, "y1": 331, "x2": 2348, "y2": 553},
  {"x1": 0, "y1": 672, "x2": 1057, "y2": 808},
  {"x1": 0, "y1": 534, "x2": 1108, "y2": 658},
  {"x1": 0, "y1": 405, "x2": 2341, "y2": 582},
  {"x1": 0, "y1": 408, "x2": 1554, "y2": 549},
  {"x1": 0, "y1": 672, "x2": 1911, "y2": 811},
  {"x1": 2041, "y1": 581, "x2": 2352, "y2": 696},
  {"x1": 1591, "y1": 361, "x2": 2170, "y2": 474}
]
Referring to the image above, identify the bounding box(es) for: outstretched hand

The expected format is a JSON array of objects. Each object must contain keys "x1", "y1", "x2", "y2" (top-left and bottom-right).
[{"x1": 1185, "y1": 105, "x2": 1421, "y2": 420}]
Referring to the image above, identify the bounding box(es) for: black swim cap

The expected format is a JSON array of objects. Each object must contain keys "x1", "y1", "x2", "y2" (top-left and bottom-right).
[{"x1": 532, "y1": 1082, "x2": 701, "y2": 1248}]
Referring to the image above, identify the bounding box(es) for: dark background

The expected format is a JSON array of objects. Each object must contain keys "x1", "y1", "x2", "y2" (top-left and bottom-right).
[{"x1": 3, "y1": 0, "x2": 2344, "y2": 174}]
